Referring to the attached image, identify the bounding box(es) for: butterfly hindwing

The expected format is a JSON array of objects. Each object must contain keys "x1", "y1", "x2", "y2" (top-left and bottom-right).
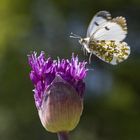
[
  {"x1": 89, "y1": 40, "x2": 130, "y2": 65},
  {"x1": 86, "y1": 11, "x2": 111, "y2": 37},
  {"x1": 92, "y1": 17, "x2": 127, "y2": 41}
]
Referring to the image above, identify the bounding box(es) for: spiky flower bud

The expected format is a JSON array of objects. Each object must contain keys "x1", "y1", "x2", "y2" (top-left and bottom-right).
[{"x1": 28, "y1": 52, "x2": 88, "y2": 133}]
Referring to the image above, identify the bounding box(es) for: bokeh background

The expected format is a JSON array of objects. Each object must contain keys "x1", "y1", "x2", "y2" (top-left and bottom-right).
[{"x1": 0, "y1": 0, "x2": 140, "y2": 140}]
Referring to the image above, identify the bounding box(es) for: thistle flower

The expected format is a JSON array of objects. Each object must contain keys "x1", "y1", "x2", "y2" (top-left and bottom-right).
[{"x1": 28, "y1": 52, "x2": 88, "y2": 139}]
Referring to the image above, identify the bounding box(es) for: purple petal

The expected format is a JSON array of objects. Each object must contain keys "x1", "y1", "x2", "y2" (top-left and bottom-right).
[{"x1": 28, "y1": 51, "x2": 88, "y2": 108}]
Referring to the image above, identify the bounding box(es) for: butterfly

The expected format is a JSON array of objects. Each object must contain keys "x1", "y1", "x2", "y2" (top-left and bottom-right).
[{"x1": 70, "y1": 11, "x2": 130, "y2": 65}]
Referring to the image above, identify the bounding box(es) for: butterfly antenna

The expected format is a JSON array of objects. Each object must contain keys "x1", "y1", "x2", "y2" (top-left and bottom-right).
[
  {"x1": 70, "y1": 32, "x2": 81, "y2": 39},
  {"x1": 88, "y1": 68, "x2": 94, "y2": 71}
]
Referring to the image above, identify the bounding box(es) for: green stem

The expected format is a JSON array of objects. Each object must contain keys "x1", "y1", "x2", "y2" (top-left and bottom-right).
[{"x1": 57, "y1": 132, "x2": 69, "y2": 140}]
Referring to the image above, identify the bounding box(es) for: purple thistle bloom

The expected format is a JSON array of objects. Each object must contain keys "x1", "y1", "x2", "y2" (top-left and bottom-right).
[{"x1": 28, "y1": 51, "x2": 88, "y2": 109}]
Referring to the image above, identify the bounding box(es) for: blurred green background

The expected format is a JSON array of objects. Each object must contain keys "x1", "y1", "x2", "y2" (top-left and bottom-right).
[{"x1": 0, "y1": 0, "x2": 140, "y2": 140}]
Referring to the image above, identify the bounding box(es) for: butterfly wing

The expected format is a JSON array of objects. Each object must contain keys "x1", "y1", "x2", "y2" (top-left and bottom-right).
[
  {"x1": 92, "y1": 17, "x2": 127, "y2": 41},
  {"x1": 86, "y1": 11, "x2": 111, "y2": 37},
  {"x1": 89, "y1": 40, "x2": 130, "y2": 65}
]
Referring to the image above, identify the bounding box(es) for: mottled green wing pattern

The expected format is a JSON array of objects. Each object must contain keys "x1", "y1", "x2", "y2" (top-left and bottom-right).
[{"x1": 89, "y1": 40, "x2": 130, "y2": 65}]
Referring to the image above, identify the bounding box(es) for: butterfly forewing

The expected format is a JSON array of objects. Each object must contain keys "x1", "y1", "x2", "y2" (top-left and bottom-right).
[
  {"x1": 89, "y1": 40, "x2": 130, "y2": 65},
  {"x1": 86, "y1": 11, "x2": 111, "y2": 37},
  {"x1": 92, "y1": 17, "x2": 127, "y2": 41}
]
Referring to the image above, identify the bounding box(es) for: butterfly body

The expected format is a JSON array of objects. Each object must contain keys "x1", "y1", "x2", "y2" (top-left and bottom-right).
[
  {"x1": 71, "y1": 11, "x2": 130, "y2": 65},
  {"x1": 79, "y1": 37, "x2": 90, "y2": 53}
]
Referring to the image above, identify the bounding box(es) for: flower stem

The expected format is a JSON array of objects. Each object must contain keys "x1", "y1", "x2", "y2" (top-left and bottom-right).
[{"x1": 57, "y1": 132, "x2": 69, "y2": 140}]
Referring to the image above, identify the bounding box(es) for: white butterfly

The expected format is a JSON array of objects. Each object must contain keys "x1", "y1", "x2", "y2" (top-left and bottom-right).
[{"x1": 70, "y1": 11, "x2": 130, "y2": 65}]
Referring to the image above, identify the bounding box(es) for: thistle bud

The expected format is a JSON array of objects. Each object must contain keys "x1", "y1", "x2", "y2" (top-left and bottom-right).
[
  {"x1": 28, "y1": 52, "x2": 88, "y2": 133},
  {"x1": 38, "y1": 75, "x2": 83, "y2": 132}
]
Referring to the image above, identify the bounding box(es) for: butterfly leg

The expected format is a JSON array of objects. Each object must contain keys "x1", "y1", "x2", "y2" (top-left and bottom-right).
[
  {"x1": 82, "y1": 47, "x2": 88, "y2": 56},
  {"x1": 89, "y1": 52, "x2": 93, "y2": 64}
]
